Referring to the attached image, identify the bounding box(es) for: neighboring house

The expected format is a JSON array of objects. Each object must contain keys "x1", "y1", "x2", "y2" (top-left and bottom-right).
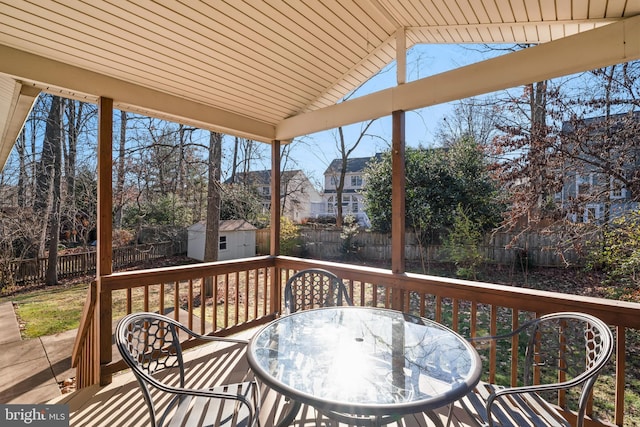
[
  {"x1": 319, "y1": 154, "x2": 381, "y2": 226},
  {"x1": 187, "y1": 219, "x2": 257, "y2": 261},
  {"x1": 226, "y1": 170, "x2": 322, "y2": 223},
  {"x1": 555, "y1": 113, "x2": 640, "y2": 223}
]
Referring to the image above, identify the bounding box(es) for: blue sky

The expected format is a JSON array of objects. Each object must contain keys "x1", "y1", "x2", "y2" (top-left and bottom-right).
[{"x1": 286, "y1": 43, "x2": 505, "y2": 186}]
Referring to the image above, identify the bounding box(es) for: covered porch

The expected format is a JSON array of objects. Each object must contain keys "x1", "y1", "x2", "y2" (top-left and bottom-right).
[{"x1": 1, "y1": 1, "x2": 640, "y2": 426}]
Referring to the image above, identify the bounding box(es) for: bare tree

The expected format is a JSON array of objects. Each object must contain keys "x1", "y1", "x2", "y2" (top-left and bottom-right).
[
  {"x1": 435, "y1": 97, "x2": 499, "y2": 148},
  {"x1": 114, "y1": 110, "x2": 128, "y2": 229},
  {"x1": 230, "y1": 136, "x2": 239, "y2": 183},
  {"x1": 332, "y1": 121, "x2": 375, "y2": 227},
  {"x1": 16, "y1": 129, "x2": 27, "y2": 208},
  {"x1": 204, "y1": 132, "x2": 222, "y2": 263},
  {"x1": 489, "y1": 60, "x2": 640, "y2": 263},
  {"x1": 37, "y1": 95, "x2": 65, "y2": 285}
]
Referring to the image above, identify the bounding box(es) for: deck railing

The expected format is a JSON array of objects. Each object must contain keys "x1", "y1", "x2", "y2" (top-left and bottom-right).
[{"x1": 72, "y1": 255, "x2": 640, "y2": 426}]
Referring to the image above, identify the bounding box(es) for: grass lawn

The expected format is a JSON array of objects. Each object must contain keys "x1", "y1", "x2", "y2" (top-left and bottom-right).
[{"x1": 1, "y1": 282, "x2": 89, "y2": 338}]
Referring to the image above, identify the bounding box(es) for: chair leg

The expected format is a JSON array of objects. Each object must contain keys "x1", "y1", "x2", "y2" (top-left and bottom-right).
[
  {"x1": 277, "y1": 399, "x2": 302, "y2": 427},
  {"x1": 444, "y1": 403, "x2": 454, "y2": 427}
]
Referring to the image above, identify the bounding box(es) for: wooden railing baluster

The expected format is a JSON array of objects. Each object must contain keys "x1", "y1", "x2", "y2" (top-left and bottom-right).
[
  {"x1": 187, "y1": 279, "x2": 194, "y2": 330},
  {"x1": 159, "y1": 284, "x2": 165, "y2": 319},
  {"x1": 452, "y1": 298, "x2": 459, "y2": 332},
  {"x1": 615, "y1": 327, "x2": 626, "y2": 426},
  {"x1": 235, "y1": 271, "x2": 240, "y2": 324},
  {"x1": 510, "y1": 310, "x2": 519, "y2": 387},
  {"x1": 70, "y1": 256, "x2": 640, "y2": 426},
  {"x1": 489, "y1": 305, "x2": 497, "y2": 383}
]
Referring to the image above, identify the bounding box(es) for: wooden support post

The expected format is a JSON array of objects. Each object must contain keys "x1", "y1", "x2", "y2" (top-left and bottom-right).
[
  {"x1": 97, "y1": 97, "x2": 113, "y2": 277},
  {"x1": 97, "y1": 97, "x2": 113, "y2": 386},
  {"x1": 270, "y1": 140, "x2": 282, "y2": 314},
  {"x1": 391, "y1": 110, "x2": 406, "y2": 310}
]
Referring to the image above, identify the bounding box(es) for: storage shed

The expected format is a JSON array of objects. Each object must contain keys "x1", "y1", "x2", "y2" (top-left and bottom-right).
[{"x1": 187, "y1": 220, "x2": 257, "y2": 261}]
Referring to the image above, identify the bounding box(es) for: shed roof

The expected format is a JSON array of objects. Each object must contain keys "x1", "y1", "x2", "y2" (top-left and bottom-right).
[{"x1": 189, "y1": 220, "x2": 257, "y2": 233}]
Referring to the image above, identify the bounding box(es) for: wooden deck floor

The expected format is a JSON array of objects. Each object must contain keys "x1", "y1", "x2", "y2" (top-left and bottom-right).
[{"x1": 52, "y1": 330, "x2": 477, "y2": 427}]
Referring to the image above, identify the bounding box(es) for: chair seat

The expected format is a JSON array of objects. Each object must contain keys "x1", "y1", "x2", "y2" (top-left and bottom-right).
[
  {"x1": 116, "y1": 312, "x2": 260, "y2": 427},
  {"x1": 168, "y1": 381, "x2": 257, "y2": 427},
  {"x1": 459, "y1": 381, "x2": 571, "y2": 427}
]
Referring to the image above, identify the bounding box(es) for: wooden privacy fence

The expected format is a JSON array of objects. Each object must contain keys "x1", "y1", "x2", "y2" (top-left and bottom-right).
[
  {"x1": 2, "y1": 240, "x2": 185, "y2": 286},
  {"x1": 256, "y1": 228, "x2": 585, "y2": 267}
]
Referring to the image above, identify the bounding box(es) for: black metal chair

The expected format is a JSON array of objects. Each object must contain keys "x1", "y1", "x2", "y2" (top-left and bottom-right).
[
  {"x1": 454, "y1": 311, "x2": 613, "y2": 427},
  {"x1": 116, "y1": 312, "x2": 260, "y2": 427},
  {"x1": 283, "y1": 268, "x2": 353, "y2": 315}
]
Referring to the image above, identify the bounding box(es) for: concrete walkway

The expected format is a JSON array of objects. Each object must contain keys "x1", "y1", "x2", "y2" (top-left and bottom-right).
[{"x1": 0, "y1": 302, "x2": 76, "y2": 404}]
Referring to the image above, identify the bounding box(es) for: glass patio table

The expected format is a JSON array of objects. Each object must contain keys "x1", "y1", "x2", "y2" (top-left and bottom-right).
[{"x1": 247, "y1": 306, "x2": 481, "y2": 426}]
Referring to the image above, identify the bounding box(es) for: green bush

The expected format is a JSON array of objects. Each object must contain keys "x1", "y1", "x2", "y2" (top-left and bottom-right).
[
  {"x1": 443, "y1": 205, "x2": 485, "y2": 280},
  {"x1": 280, "y1": 217, "x2": 304, "y2": 256},
  {"x1": 587, "y1": 210, "x2": 640, "y2": 294},
  {"x1": 340, "y1": 215, "x2": 361, "y2": 259}
]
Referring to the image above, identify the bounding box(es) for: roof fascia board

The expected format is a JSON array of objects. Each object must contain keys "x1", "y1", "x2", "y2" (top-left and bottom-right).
[
  {"x1": 276, "y1": 14, "x2": 640, "y2": 140},
  {"x1": 0, "y1": 81, "x2": 40, "y2": 170},
  {"x1": 0, "y1": 45, "x2": 276, "y2": 143},
  {"x1": 406, "y1": 17, "x2": 621, "y2": 34}
]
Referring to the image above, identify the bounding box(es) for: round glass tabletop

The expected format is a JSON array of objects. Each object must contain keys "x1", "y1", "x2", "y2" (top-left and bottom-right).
[{"x1": 247, "y1": 306, "x2": 481, "y2": 417}]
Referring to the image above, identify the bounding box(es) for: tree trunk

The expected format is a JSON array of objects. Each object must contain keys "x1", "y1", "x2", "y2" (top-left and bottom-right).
[
  {"x1": 231, "y1": 136, "x2": 239, "y2": 183},
  {"x1": 16, "y1": 130, "x2": 26, "y2": 208},
  {"x1": 44, "y1": 96, "x2": 64, "y2": 285},
  {"x1": 530, "y1": 81, "x2": 547, "y2": 213},
  {"x1": 335, "y1": 128, "x2": 347, "y2": 227},
  {"x1": 204, "y1": 132, "x2": 222, "y2": 294},
  {"x1": 35, "y1": 97, "x2": 57, "y2": 257},
  {"x1": 65, "y1": 99, "x2": 80, "y2": 199},
  {"x1": 177, "y1": 125, "x2": 186, "y2": 199},
  {"x1": 65, "y1": 99, "x2": 81, "y2": 242},
  {"x1": 114, "y1": 110, "x2": 127, "y2": 229},
  {"x1": 334, "y1": 122, "x2": 374, "y2": 227}
]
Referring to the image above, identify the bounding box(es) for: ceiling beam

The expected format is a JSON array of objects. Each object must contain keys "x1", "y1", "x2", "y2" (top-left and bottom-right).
[
  {"x1": 276, "y1": 14, "x2": 640, "y2": 141},
  {"x1": 0, "y1": 45, "x2": 276, "y2": 143}
]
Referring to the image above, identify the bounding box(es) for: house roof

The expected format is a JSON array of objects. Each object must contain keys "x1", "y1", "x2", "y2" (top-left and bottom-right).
[
  {"x1": 1, "y1": 2, "x2": 639, "y2": 168},
  {"x1": 225, "y1": 170, "x2": 303, "y2": 186},
  {"x1": 561, "y1": 111, "x2": 640, "y2": 134},
  {"x1": 325, "y1": 153, "x2": 384, "y2": 175}
]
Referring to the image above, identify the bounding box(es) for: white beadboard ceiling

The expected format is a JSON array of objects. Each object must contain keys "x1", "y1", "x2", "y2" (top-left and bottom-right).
[{"x1": 0, "y1": 0, "x2": 639, "y2": 165}]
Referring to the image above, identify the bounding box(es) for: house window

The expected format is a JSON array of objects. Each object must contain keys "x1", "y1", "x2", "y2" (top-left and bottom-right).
[
  {"x1": 611, "y1": 176, "x2": 625, "y2": 199},
  {"x1": 219, "y1": 236, "x2": 227, "y2": 251},
  {"x1": 577, "y1": 173, "x2": 592, "y2": 196},
  {"x1": 327, "y1": 196, "x2": 335, "y2": 213},
  {"x1": 612, "y1": 185, "x2": 623, "y2": 198},
  {"x1": 350, "y1": 175, "x2": 362, "y2": 187},
  {"x1": 584, "y1": 205, "x2": 601, "y2": 223},
  {"x1": 261, "y1": 186, "x2": 270, "y2": 196}
]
